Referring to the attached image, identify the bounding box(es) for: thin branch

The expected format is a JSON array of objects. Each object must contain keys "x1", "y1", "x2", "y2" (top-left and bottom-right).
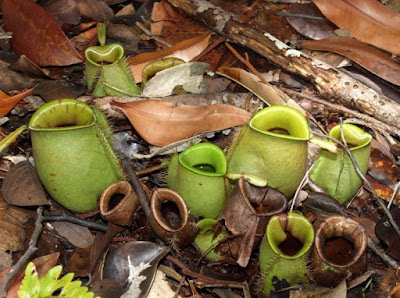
[
  {"x1": 135, "y1": 21, "x2": 171, "y2": 47},
  {"x1": 388, "y1": 181, "x2": 400, "y2": 209},
  {"x1": 290, "y1": 164, "x2": 314, "y2": 212},
  {"x1": 43, "y1": 211, "x2": 108, "y2": 232},
  {"x1": 367, "y1": 237, "x2": 399, "y2": 269},
  {"x1": 283, "y1": 88, "x2": 400, "y2": 138},
  {"x1": 0, "y1": 207, "x2": 44, "y2": 297},
  {"x1": 166, "y1": 255, "x2": 243, "y2": 286},
  {"x1": 135, "y1": 164, "x2": 168, "y2": 176}
]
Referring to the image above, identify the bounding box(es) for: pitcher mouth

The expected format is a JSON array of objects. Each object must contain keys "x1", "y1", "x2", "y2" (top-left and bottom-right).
[
  {"x1": 267, "y1": 212, "x2": 315, "y2": 260},
  {"x1": 179, "y1": 143, "x2": 227, "y2": 177},
  {"x1": 328, "y1": 123, "x2": 372, "y2": 151},
  {"x1": 85, "y1": 44, "x2": 124, "y2": 67},
  {"x1": 29, "y1": 99, "x2": 95, "y2": 132},
  {"x1": 250, "y1": 105, "x2": 310, "y2": 141}
]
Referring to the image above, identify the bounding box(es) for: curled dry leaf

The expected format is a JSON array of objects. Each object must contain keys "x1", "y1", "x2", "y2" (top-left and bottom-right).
[
  {"x1": 301, "y1": 36, "x2": 400, "y2": 86},
  {"x1": 0, "y1": 88, "x2": 33, "y2": 118},
  {"x1": 217, "y1": 67, "x2": 286, "y2": 106},
  {"x1": 2, "y1": 0, "x2": 83, "y2": 66},
  {"x1": 112, "y1": 99, "x2": 251, "y2": 147},
  {"x1": 312, "y1": 0, "x2": 400, "y2": 55},
  {"x1": 2, "y1": 160, "x2": 49, "y2": 206},
  {"x1": 128, "y1": 33, "x2": 211, "y2": 82}
]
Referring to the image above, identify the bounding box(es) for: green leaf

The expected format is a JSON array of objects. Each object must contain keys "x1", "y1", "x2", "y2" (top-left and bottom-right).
[
  {"x1": 38, "y1": 265, "x2": 62, "y2": 297},
  {"x1": 56, "y1": 272, "x2": 74, "y2": 290},
  {"x1": 18, "y1": 262, "x2": 40, "y2": 298},
  {"x1": 59, "y1": 280, "x2": 83, "y2": 296}
]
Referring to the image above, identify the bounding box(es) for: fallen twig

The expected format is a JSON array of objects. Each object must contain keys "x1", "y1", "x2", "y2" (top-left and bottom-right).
[
  {"x1": 166, "y1": 255, "x2": 243, "y2": 286},
  {"x1": 43, "y1": 211, "x2": 108, "y2": 232},
  {"x1": 135, "y1": 21, "x2": 171, "y2": 47},
  {"x1": 0, "y1": 207, "x2": 44, "y2": 297},
  {"x1": 367, "y1": 237, "x2": 399, "y2": 269}
]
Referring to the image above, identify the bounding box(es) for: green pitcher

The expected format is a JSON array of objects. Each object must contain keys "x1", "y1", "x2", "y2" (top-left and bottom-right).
[
  {"x1": 309, "y1": 123, "x2": 372, "y2": 204},
  {"x1": 259, "y1": 212, "x2": 315, "y2": 294},
  {"x1": 29, "y1": 99, "x2": 124, "y2": 213},
  {"x1": 194, "y1": 219, "x2": 229, "y2": 261},
  {"x1": 85, "y1": 40, "x2": 140, "y2": 96},
  {"x1": 226, "y1": 105, "x2": 310, "y2": 198},
  {"x1": 167, "y1": 143, "x2": 227, "y2": 219}
]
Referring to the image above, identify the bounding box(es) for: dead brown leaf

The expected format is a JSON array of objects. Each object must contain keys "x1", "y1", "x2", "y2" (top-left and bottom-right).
[
  {"x1": 301, "y1": 36, "x2": 400, "y2": 86},
  {"x1": 312, "y1": 0, "x2": 400, "y2": 55},
  {"x1": 0, "y1": 221, "x2": 25, "y2": 252},
  {"x1": 2, "y1": 160, "x2": 49, "y2": 206},
  {"x1": 0, "y1": 88, "x2": 33, "y2": 118},
  {"x1": 113, "y1": 99, "x2": 251, "y2": 147},
  {"x1": 128, "y1": 33, "x2": 211, "y2": 82},
  {"x1": 2, "y1": 0, "x2": 83, "y2": 66},
  {"x1": 283, "y1": 3, "x2": 336, "y2": 40},
  {"x1": 51, "y1": 221, "x2": 95, "y2": 249},
  {"x1": 67, "y1": 247, "x2": 92, "y2": 277},
  {"x1": 0, "y1": 200, "x2": 31, "y2": 226}
]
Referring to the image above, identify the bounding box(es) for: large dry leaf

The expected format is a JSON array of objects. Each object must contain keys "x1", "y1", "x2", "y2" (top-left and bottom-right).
[
  {"x1": 128, "y1": 33, "x2": 211, "y2": 82},
  {"x1": 312, "y1": 0, "x2": 400, "y2": 55},
  {"x1": 2, "y1": 0, "x2": 83, "y2": 66},
  {"x1": 301, "y1": 36, "x2": 400, "y2": 86},
  {"x1": 0, "y1": 88, "x2": 33, "y2": 118},
  {"x1": 2, "y1": 160, "x2": 49, "y2": 206},
  {"x1": 113, "y1": 100, "x2": 251, "y2": 147}
]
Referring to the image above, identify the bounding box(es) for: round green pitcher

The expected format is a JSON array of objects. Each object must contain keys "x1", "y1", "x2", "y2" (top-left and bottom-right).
[
  {"x1": 259, "y1": 212, "x2": 315, "y2": 294},
  {"x1": 226, "y1": 105, "x2": 310, "y2": 198},
  {"x1": 167, "y1": 143, "x2": 227, "y2": 219},
  {"x1": 309, "y1": 123, "x2": 372, "y2": 204},
  {"x1": 29, "y1": 99, "x2": 124, "y2": 213}
]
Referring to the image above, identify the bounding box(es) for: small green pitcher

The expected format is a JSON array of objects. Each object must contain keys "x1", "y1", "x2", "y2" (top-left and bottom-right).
[
  {"x1": 29, "y1": 99, "x2": 124, "y2": 213},
  {"x1": 167, "y1": 143, "x2": 227, "y2": 219},
  {"x1": 259, "y1": 212, "x2": 314, "y2": 294},
  {"x1": 309, "y1": 123, "x2": 372, "y2": 204},
  {"x1": 226, "y1": 105, "x2": 310, "y2": 198},
  {"x1": 85, "y1": 42, "x2": 140, "y2": 96}
]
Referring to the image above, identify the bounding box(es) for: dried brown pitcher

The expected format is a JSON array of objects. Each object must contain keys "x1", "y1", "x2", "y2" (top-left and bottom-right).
[
  {"x1": 311, "y1": 215, "x2": 367, "y2": 288},
  {"x1": 148, "y1": 188, "x2": 199, "y2": 248},
  {"x1": 99, "y1": 181, "x2": 140, "y2": 226}
]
